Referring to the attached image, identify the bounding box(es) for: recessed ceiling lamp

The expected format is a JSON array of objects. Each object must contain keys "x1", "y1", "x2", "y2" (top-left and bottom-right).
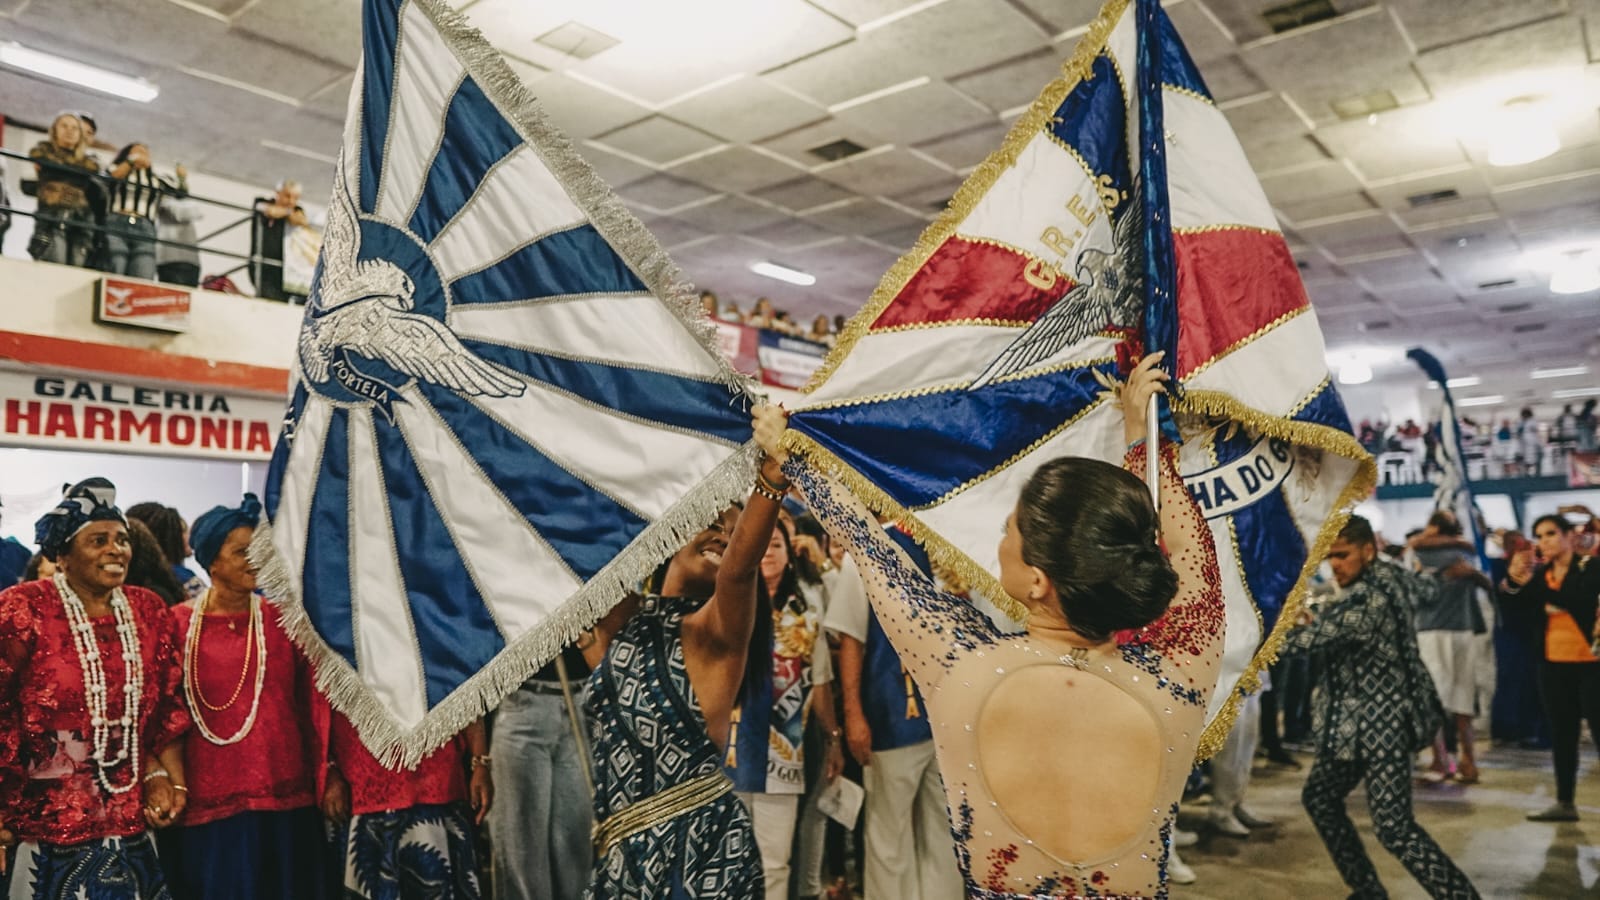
[
  {"x1": 1486, "y1": 98, "x2": 1559, "y2": 167},
  {"x1": 749, "y1": 261, "x2": 816, "y2": 287},
  {"x1": 1337, "y1": 361, "x2": 1373, "y2": 385},
  {"x1": 1553, "y1": 387, "x2": 1600, "y2": 400},
  {"x1": 0, "y1": 42, "x2": 159, "y2": 102},
  {"x1": 1531, "y1": 365, "x2": 1590, "y2": 380},
  {"x1": 1426, "y1": 376, "x2": 1481, "y2": 389},
  {"x1": 1456, "y1": 395, "x2": 1505, "y2": 408},
  {"x1": 1550, "y1": 252, "x2": 1600, "y2": 295}
]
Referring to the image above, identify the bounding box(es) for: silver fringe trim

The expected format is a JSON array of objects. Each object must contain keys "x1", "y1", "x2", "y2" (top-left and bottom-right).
[{"x1": 248, "y1": 0, "x2": 764, "y2": 768}]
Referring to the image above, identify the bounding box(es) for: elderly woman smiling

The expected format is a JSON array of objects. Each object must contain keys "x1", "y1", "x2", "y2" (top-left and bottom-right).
[{"x1": 0, "y1": 478, "x2": 191, "y2": 899}]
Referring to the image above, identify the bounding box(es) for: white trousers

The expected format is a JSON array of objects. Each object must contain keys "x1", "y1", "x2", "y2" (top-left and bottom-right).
[
  {"x1": 736, "y1": 791, "x2": 800, "y2": 900},
  {"x1": 862, "y1": 740, "x2": 964, "y2": 900},
  {"x1": 1211, "y1": 691, "x2": 1261, "y2": 812}
]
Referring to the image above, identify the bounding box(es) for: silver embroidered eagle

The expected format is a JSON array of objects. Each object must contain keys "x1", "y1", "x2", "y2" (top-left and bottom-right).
[
  {"x1": 297, "y1": 155, "x2": 525, "y2": 399},
  {"x1": 968, "y1": 182, "x2": 1145, "y2": 391}
]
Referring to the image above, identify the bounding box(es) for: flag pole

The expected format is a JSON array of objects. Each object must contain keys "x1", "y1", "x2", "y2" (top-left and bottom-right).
[{"x1": 1146, "y1": 394, "x2": 1161, "y2": 513}]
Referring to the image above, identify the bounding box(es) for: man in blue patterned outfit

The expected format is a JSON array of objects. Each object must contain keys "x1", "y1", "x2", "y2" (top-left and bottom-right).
[
  {"x1": 1285, "y1": 515, "x2": 1479, "y2": 899},
  {"x1": 825, "y1": 525, "x2": 962, "y2": 900}
]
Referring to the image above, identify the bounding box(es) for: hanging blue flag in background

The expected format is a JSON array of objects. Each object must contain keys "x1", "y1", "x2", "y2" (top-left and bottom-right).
[{"x1": 254, "y1": 0, "x2": 756, "y2": 766}]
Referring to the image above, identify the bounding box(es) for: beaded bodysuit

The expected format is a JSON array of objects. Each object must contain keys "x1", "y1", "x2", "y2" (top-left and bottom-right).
[{"x1": 789, "y1": 444, "x2": 1225, "y2": 899}]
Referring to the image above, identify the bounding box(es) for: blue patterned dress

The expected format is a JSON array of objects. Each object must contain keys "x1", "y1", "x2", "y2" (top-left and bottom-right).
[{"x1": 583, "y1": 595, "x2": 760, "y2": 899}]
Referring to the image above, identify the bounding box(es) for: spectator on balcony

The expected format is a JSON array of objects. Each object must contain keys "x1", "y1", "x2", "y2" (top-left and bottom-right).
[
  {"x1": 250, "y1": 180, "x2": 309, "y2": 303},
  {"x1": 1576, "y1": 399, "x2": 1598, "y2": 454},
  {"x1": 748, "y1": 297, "x2": 776, "y2": 329},
  {"x1": 1517, "y1": 408, "x2": 1543, "y2": 477},
  {"x1": 773, "y1": 309, "x2": 801, "y2": 336},
  {"x1": 105, "y1": 143, "x2": 187, "y2": 281},
  {"x1": 721, "y1": 301, "x2": 746, "y2": 323},
  {"x1": 156, "y1": 193, "x2": 202, "y2": 287},
  {"x1": 700, "y1": 290, "x2": 719, "y2": 318},
  {"x1": 26, "y1": 112, "x2": 100, "y2": 269},
  {"x1": 807, "y1": 314, "x2": 834, "y2": 347}
]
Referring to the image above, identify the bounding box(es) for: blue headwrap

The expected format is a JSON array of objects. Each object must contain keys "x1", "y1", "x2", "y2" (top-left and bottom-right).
[
  {"x1": 190, "y1": 493, "x2": 262, "y2": 571},
  {"x1": 35, "y1": 478, "x2": 127, "y2": 560}
]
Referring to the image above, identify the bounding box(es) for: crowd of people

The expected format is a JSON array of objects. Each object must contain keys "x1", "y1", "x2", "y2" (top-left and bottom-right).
[
  {"x1": 1359, "y1": 400, "x2": 1599, "y2": 485},
  {"x1": 701, "y1": 291, "x2": 844, "y2": 347},
  {"x1": 9, "y1": 110, "x2": 311, "y2": 302},
  {"x1": 0, "y1": 367, "x2": 1596, "y2": 900}
]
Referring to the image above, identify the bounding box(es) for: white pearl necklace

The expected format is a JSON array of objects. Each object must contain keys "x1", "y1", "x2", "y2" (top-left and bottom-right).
[
  {"x1": 183, "y1": 591, "x2": 268, "y2": 746},
  {"x1": 54, "y1": 573, "x2": 142, "y2": 795}
]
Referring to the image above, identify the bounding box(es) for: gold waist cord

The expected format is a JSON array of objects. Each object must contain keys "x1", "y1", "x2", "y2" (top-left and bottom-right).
[{"x1": 592, "y1": 771, "x2": 735, "y2": 858}]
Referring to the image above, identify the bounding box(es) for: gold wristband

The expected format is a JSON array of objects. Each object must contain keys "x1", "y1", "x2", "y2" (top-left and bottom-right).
[{"x1": 756, "y1": 470, "x2": 790, "y2": 497}]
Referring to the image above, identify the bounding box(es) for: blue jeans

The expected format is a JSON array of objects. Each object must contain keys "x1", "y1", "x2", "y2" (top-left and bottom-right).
[
  {"x1": 105, "y1": 213, "x2": 158, "y2": 279},
  {"x1": 490, "y1": 681, "x2": 593, "y2": 900}
]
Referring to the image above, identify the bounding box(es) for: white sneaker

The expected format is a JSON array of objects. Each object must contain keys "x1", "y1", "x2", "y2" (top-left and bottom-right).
[
  {"x1": 1206, "y1": 811, "x2": 1251, "y2": 838},
  {"x1": 1171, "y1": 827, "x2": 1199, "y2": 847},
  {"x1": 1167, "y1": 848, "x2": 1197, "y2": 885}
]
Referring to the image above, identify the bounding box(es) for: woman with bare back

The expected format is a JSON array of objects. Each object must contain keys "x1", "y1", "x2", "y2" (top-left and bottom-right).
[{"x1": 754, "y1": 353, "x2": 1226, "y2": 898}]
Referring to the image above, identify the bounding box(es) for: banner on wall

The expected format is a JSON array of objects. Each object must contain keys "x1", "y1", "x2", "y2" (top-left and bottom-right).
[
  {"x1": 1571, "y1": 452, "x2": 1600, "y2": 487},
  {"x1": 756, "y1": 330, "x2": 827, "y2": 389},
  {"x1": 713, "y1": 319, "x2": 761, "y2": 377},
  {"x1": 0, "y1": 371, "x2": 280, "y2": 461}
]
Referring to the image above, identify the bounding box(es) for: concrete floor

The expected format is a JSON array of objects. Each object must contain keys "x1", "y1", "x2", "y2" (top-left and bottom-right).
[{"x1": 1174, "y1": 744, "x2": 1600, "y2": 899}]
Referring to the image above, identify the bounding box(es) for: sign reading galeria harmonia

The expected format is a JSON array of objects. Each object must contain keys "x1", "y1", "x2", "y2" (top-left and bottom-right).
[{"x1": 0, "y1": 371, "x2": 280, "y2": 461}]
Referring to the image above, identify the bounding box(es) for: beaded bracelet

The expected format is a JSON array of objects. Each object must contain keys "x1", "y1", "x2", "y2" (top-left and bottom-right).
[{"x1": 142, "y1": 768, "x2": 170, "y2": 784}]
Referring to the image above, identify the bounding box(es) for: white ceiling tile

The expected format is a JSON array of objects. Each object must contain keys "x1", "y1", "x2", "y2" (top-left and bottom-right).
[
  {"x1": 1316, "y1": 106, "x2": 1470, "y2": 182},
  {"x1": 1195, "y1": 56, "x2": 1268, "y2": 103},
  {"x1": 804, "y1": 0, "x2": 929, "y2": 27},
  {"x1": 865, "y1": 0, "x2": 1051, "y2": 79},
  {"x1": 1344, "y1": 252, "x2": 1437, "y2": 288},
  {"x1": 1414, "y1": 15, "x2": 1589, "y2": 99},
  {"x1": 803, "y1": 197, "x2": 926, "y2": 236},
  {"x1": 665, "y1": 146, "x2": 810, "y2": 195},
  {"x1": 661, "y1": 76, "x2": 828, "y2": 144},
  {"x1": 831, "y1": 78, "x2": 996, "y2": 146},
  {"x1": 1201, "y1": 0, "x2": 1379, "y2": 44},
  {"x1": 14, "y1": 0, "x2": 226, "y2": 71},
  {"x1": 765, "y1": 36, "x2": 936, "y2": 107},
  {"x1": 749, "y1": 177, "x2": 859, "y2": 213},
  {"x1": 1240, "y1": 8, "x2": 1428, "y2": 125},
  {"x1": 814, "y1": 146, "x2": 952, "y2": 195},
  {"x1": 592, "y1": 116, "x2": 724, "y2": 165},
  {"x1": 184, "y1": 31, "x2": 349, "y2": 101},
  {"x1": 1258, "y1": 160, "x2": 1363, "y2": 205},
  {"x1": 1009, "y1": 0, "x2": 1105, "y2": 35},
  {"x1": 1221, "y1": 94, "x2": 1307, "y2": 146},
  {"x1": 914, "y1": 122, "x2": 1009, "y2": 171},
  {"x1": 747, "y1": 217, "x2": 842, "y2": 250},
  {"x1": 639, "y1": 216, "x2": 710, "y2": 249},
  {"x1": 615, "y1": 173, "x2": 720, "y2": 213},
  {"x1": 671, "y1": 195, "x2": 789, "y2": 233},
  {"x1": 948, "y1": 48, "x2": 1065, "y2": 113},
  {"x1": 1492, "y1": 171, "x2": 1600, "y2": 218},
  {"x1": 1480, "y1": 143, "x2": 1600, "y2": 189},
  {"x1": 1387, "y1": 0, "x2": 1568, "y2": 52},
  {"x1": 529, "y1": 72, "x2": 652, "y2": 139},
  {"x1": 577, "y1": 143, "x2": 659, "y2": 189},
  {"x1": 234, "y1": 0, "x2": 363, "y2": 67},
  {"x1": 1244, "y1": 136, "x2": 1330, "y2": 175},
  {"x1": 1278, "y1": 192, "x2": 1375, "y2": 225},
  {"x1": 758, "y1": 118, "x2": 890, "y2": 168}
]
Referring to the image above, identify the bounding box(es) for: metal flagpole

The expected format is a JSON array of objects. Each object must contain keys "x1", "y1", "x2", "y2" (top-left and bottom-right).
[
  {"x1": 553, "y1": 654, "x2": 595, "y2": 796},
  {"x1": 1145, "y1": 394, "x2": 1161, "y2": 513}
]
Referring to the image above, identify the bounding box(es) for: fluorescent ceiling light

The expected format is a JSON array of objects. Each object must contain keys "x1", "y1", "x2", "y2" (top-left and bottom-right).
[
  {"x1": 1550, "y1": 256, "x2": 1600, "y2": 295},
  {"x1": 1531, "y1": 365, "x2": 1590, "y2": 380},
  {"x1": 1456, "y1": 395, "x2": 1505, "y2": 408},
  {"x1": 749, "y1": 261, "x2": 815, "y2": 287},
  {"x1": 1337, "y1": 362, "x2": 1372, "y2": 385},
  {"x1": 1426, "y1": 376, "x2": 1482, "y2": 389},
  {"x1": 1553, "y1": 387, "x2": 1600, "y2": 400},
  {"x1": 0, "y1": 42, "x2": 159, "y2": 103},
  {"x1": 1486, "y1": 99, "x2": 1559, "y2": 167}
]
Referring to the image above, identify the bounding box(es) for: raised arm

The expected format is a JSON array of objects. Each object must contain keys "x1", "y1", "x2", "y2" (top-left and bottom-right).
[
  {"x1": 687, "y1": 451, "x2": 786, "y2": 655},
  {"x1": 1118, "y1": 354, "x2": 1225, "y2": 665}
]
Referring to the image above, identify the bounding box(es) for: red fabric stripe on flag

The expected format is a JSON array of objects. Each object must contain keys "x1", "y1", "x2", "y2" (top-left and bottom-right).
[
  {"x1": 871, "y1": 236, "x2": 1073, "y2": 330},
  {"x1": 1174, "y1": 228, "x2": 1309, "y2": 379}
]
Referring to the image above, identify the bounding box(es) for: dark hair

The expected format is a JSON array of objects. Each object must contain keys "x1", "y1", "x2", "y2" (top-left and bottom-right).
[
  {"x1": 112, "y1": 142, "x2": 145, "y2": 166},
  {"x1": 1338, "y1": 514, "x2": 1376, "y2": 547},
  {"x1": 1015, "y1": 457, "x2": 1177, "y2": 642},
  {"x1": 23, "y1": 553, "x2": 48, "y2": 581},
  {"x1": 124, "y1": 519, "x2": 185, "y2": 606},
  {"x1": 126, "y1": 502, "x2": 187, "y2": 565},
  {"x1": 1532, "y1": 514, "x2": 1574, "y2": 536},
  {"x1": 1426, "y1": 510, "x2": 1462, "y2": 536},
  {"x1": 788, "y1": 514, "x2": 827, "y2": 585}
]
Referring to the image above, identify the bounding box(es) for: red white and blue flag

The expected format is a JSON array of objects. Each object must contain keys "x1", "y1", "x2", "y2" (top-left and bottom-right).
[{"x1": 785, "y1": 0, "x2": 1375, "y2": 751}]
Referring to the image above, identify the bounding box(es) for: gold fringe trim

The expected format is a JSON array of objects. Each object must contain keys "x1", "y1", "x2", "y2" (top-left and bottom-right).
[
  {"x1": 780, "y1": 429, "x2": 1029, "y2": 623},
  {"x1": 1171, "y1": 223, "x2": 1282, "y2": 237},
  {"x1": 800, "y1": 0, "x2": 1133, "y2": 395},
  {"x1": 867, "y1": 317, "x2": 1034, "y2": 335},
  {"x1": 1163, "y1": 83, "x2": 1214, "y2": 106},
  {"x1": 1175, "y1": 389, "x2": 1377, "y2": 760}
]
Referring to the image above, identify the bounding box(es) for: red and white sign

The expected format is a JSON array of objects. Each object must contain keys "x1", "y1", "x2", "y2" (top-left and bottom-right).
[
  {"x1": 0, "y1": 371, "x2": 280, "y2": 461},
  {"x1": 713, "y1": 320, "x2": 761, "y2": 378},
  {"x1": 95, "y1": 277, "x2": 193, "y2": 333}
]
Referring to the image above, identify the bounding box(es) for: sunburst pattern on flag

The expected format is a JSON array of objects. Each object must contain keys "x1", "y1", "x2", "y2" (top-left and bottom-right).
[{"x1": 254, "y1": 0, "x2": 756, "y2": 767}]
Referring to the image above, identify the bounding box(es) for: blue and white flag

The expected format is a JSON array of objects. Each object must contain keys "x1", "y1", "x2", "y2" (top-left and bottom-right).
[
  {"x1": 1408, "y1": 348, "x2": 1488, "y2": 566},
  {"x1": 255, "y1": 0, "x2": 756, "y2": 766}
]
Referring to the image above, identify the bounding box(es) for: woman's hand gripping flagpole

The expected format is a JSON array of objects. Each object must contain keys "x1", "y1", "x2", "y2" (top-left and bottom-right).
[{"x1": 1121, "y1": 352, "x2": 1170, "y2": 513}]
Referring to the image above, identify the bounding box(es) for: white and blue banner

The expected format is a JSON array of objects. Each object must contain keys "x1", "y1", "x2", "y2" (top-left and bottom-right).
[{"x1": 255, "y1": 0, "x2": 756, "y2": 765}]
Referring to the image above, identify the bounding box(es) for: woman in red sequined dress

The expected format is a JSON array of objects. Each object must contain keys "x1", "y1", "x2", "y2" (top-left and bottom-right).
[
  {"x1": 161, "y1": 495, "x2": 330, "y2": 899},
  {"x1": 0, "y1": 478, "x2": 191, "y2": 899},
  {"x1": 756, "y1": 354, "x2": 1227, "y2": 899}
]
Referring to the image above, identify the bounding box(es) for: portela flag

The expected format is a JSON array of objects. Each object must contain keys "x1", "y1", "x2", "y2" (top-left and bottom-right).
[
  {"x1": 784, "y1": 0, "x2": 1375, "y2": 755},
  {"x1": 254, "y1": 0, "x2": 756, "y2": 766}
]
